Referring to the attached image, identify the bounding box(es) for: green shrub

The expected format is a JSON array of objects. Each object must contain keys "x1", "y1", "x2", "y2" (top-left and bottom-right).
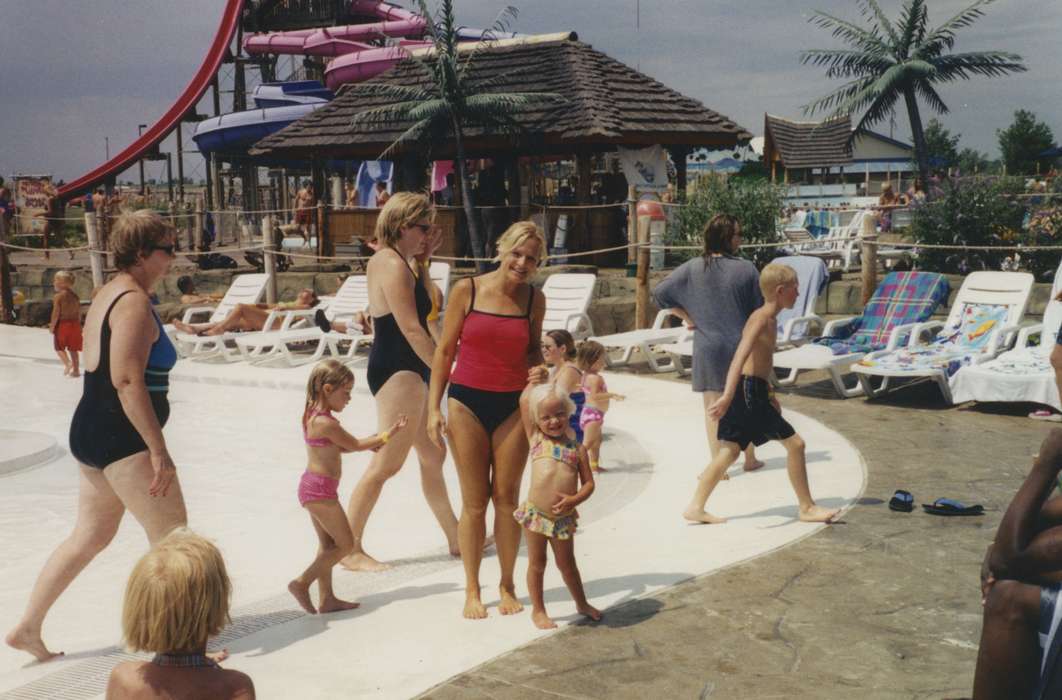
[
  {"x1": 909, "y1": 175, "x2": 1026, "y2": 275},
  {"x1": 668, "y1": 174, "x2": 785, "y2": 267}
]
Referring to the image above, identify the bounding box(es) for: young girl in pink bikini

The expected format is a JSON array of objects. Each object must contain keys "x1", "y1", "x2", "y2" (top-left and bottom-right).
[
  {"x1": 289, "y1": 359, "x2": 407, "y2": 614},
  {"x1": 516, "y1": 383, "x2": 601, "y2": 629},
  {"x1": 574, "y1": 341, "x2": 624, "y2": 472}
]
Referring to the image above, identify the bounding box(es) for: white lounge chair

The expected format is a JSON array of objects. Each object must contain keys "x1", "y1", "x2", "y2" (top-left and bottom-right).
[
  {"x1": 589, "y1": 309, "x2": 688, "y2": 372},
  {"x1": 799, "y1": 210, "x2": 871, "y2": 272},
  {"x1": 656, "y1": 255, "x2": 829, "y2": 376},
  {"x1": 168, "y1": 273, "x2": 270, "y2": 360},
  {"x1": 852, "y1": 271, "x2": 1035, "y2": 403},
  {"x1": 772, "y1": 270, "x2": 952, "y2": 398},
  {"x1": 949, "y1": 262, "x2": 1062, "y2": 411},
  {"x1": 542, "y1": 273, "x2": 596, "y2": 340}
]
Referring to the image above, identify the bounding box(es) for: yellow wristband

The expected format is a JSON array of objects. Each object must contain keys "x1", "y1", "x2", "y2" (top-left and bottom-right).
[
  {"x1": 380, "y1": 430, "x2": 390, "y2": 444},
  {"x1": 418, "y1": 260, "x2": 431, "y2": 269}
]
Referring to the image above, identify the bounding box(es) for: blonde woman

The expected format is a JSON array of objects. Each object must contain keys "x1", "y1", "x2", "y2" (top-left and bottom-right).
[
  {"x1": 6, "y1": 211, "x2": 186, "y2": 663},
  {"x1": 106, "y1": 529, "x2": 254, "y2": 699},
  {"x1": 341, "y1": 193, "x2": 459, "y2": 571},
  {"x1": 428, "y1": 221, "x2": 547, "y2": 619}
]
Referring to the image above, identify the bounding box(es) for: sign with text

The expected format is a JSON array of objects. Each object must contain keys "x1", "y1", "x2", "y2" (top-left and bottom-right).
[{"x1": 14, "y1": 176, "x2": 53, "y2": 236}]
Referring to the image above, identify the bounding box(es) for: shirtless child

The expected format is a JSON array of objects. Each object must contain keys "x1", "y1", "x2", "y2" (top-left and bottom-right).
[{"x1": 686, "y1": 263, "x2": 839, "y2": 525}]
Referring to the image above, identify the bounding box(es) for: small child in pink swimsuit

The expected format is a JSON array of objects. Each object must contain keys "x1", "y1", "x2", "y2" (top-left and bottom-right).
[
  {"x1": 289, "y1": 359, "x2": 407, "y2": 615},
  {"x1": 575, "y1": 341, "x2": 624, "y2": 472}
]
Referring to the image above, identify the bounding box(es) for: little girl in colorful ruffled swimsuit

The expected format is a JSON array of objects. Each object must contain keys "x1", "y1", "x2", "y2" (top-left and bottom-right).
[
  {"x1": 289, "y1": 359, "x2": 407, "y2": 615},
  {"x1": 515, "y1": 383, "x2": 602, "y2": 629},
  {"x1": 575, "y1": 341, "x2": 625, "y2": 472}
]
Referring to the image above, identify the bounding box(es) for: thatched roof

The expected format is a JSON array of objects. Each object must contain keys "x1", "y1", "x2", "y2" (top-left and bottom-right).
[
  {"x1": 763, "y1": 114, "x2": 853, "y2": 170},
  {"x1": 250, "y1": 35, "x2": 752, "y2": 160}
]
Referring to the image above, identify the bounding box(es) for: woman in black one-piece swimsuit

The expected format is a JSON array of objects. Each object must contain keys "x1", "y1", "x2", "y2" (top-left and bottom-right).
[
  {"x1": 5, "y1": 211, "x2": 189, "y2": 663},
  {"x1": 339, "y1": 193, "x2": 459, "y2": 573}
]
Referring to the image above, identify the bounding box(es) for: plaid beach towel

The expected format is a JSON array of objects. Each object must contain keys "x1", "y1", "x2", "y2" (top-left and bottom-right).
[{"x1": 813, "y1": 271, "x2": 951, "y2": 356}]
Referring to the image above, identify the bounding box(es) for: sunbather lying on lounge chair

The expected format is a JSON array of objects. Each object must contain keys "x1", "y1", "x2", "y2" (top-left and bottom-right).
[{"x1": 173, "y1": 288, "x2": 318, "y2": 337}]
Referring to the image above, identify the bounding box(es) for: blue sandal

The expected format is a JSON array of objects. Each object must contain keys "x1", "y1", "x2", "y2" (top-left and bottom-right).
[
  {"x1": 888, "y1": 489, "x2": 914, "y2": 513},
  {"x1": 922, "y1": 498, "x2": 983, "y2": 516}
]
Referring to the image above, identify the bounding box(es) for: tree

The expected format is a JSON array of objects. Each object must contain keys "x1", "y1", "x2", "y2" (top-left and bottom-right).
[
  {"x1": 922, "y1": 118, "x2": 959, "y2": 169},
  {"x1": 956, "y1": 147, "x2": 992, "y2": 175},
  {"x1": 998, "y1": 109, "x2": 1055, "y2": 175},
  {"x1": 349, "y1": 0, "x2": 564, "y2": 271},
  {"x1": 801, "y1": 0, "x2": 1026, "y2": 195}
]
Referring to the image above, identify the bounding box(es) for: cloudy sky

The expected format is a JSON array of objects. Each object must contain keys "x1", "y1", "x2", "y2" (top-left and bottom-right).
[{"x1": 1, "y1": 0, "x2": 1058, "y2": 185}]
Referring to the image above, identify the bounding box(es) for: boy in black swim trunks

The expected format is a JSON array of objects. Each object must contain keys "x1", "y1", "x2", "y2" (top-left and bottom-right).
[{"x1": 685, "y1": 263, "x2": 840, "y2": 525}]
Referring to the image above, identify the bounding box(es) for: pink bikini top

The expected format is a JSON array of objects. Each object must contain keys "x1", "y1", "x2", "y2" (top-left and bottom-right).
[
  {"x1": 303, "y1": 410, "x2": 335, "y2": 447},
  {"x1": 530, "y1": 433, "x2": 581, "y2": 470}
]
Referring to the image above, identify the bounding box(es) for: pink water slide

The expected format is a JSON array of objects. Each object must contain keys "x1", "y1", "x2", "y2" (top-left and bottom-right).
[{"x1": 243, "y1": 1, "x2": 430, "y2": 90}]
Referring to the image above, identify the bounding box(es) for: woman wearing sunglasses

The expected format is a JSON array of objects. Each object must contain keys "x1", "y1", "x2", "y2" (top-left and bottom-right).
[
  {"x1": 7, "y1": 210, "x2": 187, "y2": 663},
  {"x1": 340, "y1": 192, "x2": 460, "y2": 572}
]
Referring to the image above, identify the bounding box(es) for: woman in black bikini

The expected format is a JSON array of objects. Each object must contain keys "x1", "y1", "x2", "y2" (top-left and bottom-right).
[
  {"x1": 6, "y1": 211, "x2": 186, "y2": 663},
  {"x1": 340, "y1": 193, "x2": 459, "y2": 572},
  {"x1": 427, "y1": 221, "x2": 548, "y2": 619}
]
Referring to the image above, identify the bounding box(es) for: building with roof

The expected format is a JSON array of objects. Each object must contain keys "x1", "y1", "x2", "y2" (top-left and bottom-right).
[{"x1": 763, "y1": 114, "x2": 914, "y2": 200}]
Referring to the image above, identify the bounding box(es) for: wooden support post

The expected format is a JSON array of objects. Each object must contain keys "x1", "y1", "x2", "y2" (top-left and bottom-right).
[
  {"x1": 184, "y1": 202, "x2": 194, "y2": 251},
  {"x1": 194, "y1": 198, "x2": 205, "y2": 251},
  {"x1": 627, "y1": 185, "x2": 638, "y2": 265},
  {"x1": 262, "y1": 215, "x2": 277, "y2": 304},
  {"x1": 176, "y1": 121, "x2": 186, "y2": 204},
  {"x1": 520, "y1": 185, "x2": 530, "y2": 221},
  {"x1": 83, "y1": 212, "x2": 104, "y2": 290},
  {"x1": 860, "y1": 212, "x2": 878, "y2": 305},
  {"x1": 317, "y1": 201, "x2": 331, "y2": 260},
  {"x1": 0, "y1": 214, "x2": 13, "y2": 322},
  {"x1": 635, "y1": 215, "x2": 652, "y2": 329}
]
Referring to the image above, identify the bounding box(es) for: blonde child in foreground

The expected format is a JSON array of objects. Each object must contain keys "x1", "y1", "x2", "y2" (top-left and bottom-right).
[
  {"x1": 50, "y1": 270, "x2": 82, "y2": 377},
  {"x1": 688, "y1": 263, "x2": 840, "y2": 525},
  {"x1": 574, "y1": 341, "x2": 625, "y2": 472},
  {"x1": 290, "y1": 359, "x2": 408, "y2": 614},
  {"x1": 106, "y1": 529, "x2": 254, "y2": 700},
  {"x1": 517, "y1": 383, "x2": 602, "y2": 629}
]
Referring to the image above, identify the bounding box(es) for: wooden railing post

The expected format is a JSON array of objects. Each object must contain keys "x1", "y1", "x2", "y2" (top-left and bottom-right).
[
  {"x1": 83, "y1": 212, "x2": 104, "y2": 290},
  {"x1": 627, "y1": 185, "x2": 638, "y2": 265},
  {"x1": 635, "y1": 214, "x2": 652, "y2": 329},
  {"x1": 0, "y1": 214, "x2": 13, "y2": 322},
  {"x1": 861, "y1": 211, "x2": 879, "y2": 305},
  {"x1": 261, "y1": 215, "x2": 277, "y2": 304}
]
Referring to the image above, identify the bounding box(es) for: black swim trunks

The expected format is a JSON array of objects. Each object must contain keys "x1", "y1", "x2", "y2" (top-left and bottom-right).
[{"x1": 717, "y1": 375, "x2": 795, "y2": 450}]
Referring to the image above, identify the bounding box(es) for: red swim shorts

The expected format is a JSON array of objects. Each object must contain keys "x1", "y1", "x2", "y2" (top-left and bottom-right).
[
  {"x1": 54, "y1": 319, "x2": 83, "y2": 352},
  {"x1": 295, "y1": 208, "x2": 313, "y2": 226}
]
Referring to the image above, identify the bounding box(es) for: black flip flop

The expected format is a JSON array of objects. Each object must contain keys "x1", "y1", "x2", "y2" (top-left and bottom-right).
[
  {"x1": 888, "y1": 489, "x2": 914, "y2": 513},
  {"x1": 922, "y1": 498, "x2": 984, "y2": 516}
]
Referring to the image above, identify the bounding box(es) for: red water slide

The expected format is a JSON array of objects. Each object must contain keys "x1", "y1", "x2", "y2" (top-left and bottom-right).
[{"x1": 58, "y1": 0, "x2": 245, "y2": 200}]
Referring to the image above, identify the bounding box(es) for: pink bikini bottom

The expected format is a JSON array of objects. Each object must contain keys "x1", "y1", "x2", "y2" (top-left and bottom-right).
[
  {"x1": 579, "y1": 406, "x2": 604, "y2": 430},
  {"x1": 298, "y1": 470, "x2": 339, "y2": 507}
]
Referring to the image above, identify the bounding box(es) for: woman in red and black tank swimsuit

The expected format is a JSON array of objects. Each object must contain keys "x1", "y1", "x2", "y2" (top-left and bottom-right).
[
  {"x1": 340, "y1": 193, "x2": 460, "y2": 573},
  {"x1": 428, "y1": 221, "x2": 547, "y2": 620}
]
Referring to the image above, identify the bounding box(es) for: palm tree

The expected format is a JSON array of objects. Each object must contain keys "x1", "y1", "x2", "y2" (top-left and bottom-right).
[
  {"x1": 349, "y1": 0, "x2": 564, "y2": 270},
  {"x1": 801, "y1": 0, "x2": 1025, "y2": 191}
]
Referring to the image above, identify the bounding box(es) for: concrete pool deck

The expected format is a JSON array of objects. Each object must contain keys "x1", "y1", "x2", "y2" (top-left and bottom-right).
[{"x1": 0, "y1": 325, "x2": 864, "y2": 699}]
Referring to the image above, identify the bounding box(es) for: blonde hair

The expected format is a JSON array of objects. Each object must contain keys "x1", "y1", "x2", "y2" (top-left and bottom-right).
[
  {"x1": 528, "y1": 382, "x2": 575, "y2": 428},
  {"x1": 110, "y1": 209, "x2": 175, "y2": 270},
  {"x1": 303, "y1": 359, "x2": 354, "y2": 428},
  {"x1": 494, "y1": 221, "x2": 547, "y2": 263},
  {"x1": 54, "y1": 270, "x2": 75, "y2": 284},
  {"x1": 121, "y1": 529, "x2": 230, "y2": 653},
  {"x1": 575, "y1": 340, "x2": 606, "y2": 371},
  {"x1": 759, "y1": 263, "x2": 798, "y2": 298},
  {"x1": 374, "y1": 192, "x2": 434, "y2": 247}
]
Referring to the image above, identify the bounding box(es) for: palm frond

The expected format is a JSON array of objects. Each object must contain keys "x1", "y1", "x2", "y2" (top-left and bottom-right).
[
  {"x1": 376, "y1": 118, "x2": 436, "y2": 160},
  {"x1": 896, "y1": 0, "x2": 928, "y2": 58},
  {"x1": 919, "y1": 0, "x2": 994, "y2": 54},
  {"x1": 460, "y1": 5, "x2": 519, "y2": 74},
  {"x1": 913, "y1": 80, "x2": 949, "y2": 115},
  {"x1": 928, "y1": 51, "x2": 1027, "y2": 80},
  {"x1": 851, "y1": 88, "x2": 901, "y2": 135},
  {"x1": 464, "y1": 91, "x2": 565, "y2": 113},
  {"x1": 858, "y1": 0, "x2": 902, "y2": 51},
  {"x1": 800, "y1": 49, "x2": 893, "y2": 78},
  {"x1": 405, "y1": 99, "x2": 455, "y2": 124},
  {"x1": 807, "y1": 10, "x2": 890, "y2": 54},
  {"x1": 803, "y1": 75, "x2": 875, "y2": 116},
  {"x1": 351, "y1": 98, "x2": 444, "y2": 126},
  {"x1": 349, "y1": 82, "x2": 435, "y2": 103}
]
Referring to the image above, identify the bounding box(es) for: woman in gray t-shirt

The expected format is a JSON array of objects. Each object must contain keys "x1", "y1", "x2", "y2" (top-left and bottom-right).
[{"x1": 652, "y1": 214, "x2": 764, "y2": 469}]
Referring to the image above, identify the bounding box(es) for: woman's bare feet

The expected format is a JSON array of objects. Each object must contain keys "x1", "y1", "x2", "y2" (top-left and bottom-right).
[
  {"x1": 463, "y1": 589, "x2": 487, "y2": 620},
  {"x1": 318, "y1": 596, "x2": 360, "y2": 614},
  {"x1": 498, "y1": 585, "x2": 524, "y2": 615},
  {"x1": 287, "y1": 580, "x2": 317, "y2": 614},
  {"x1": 340, "y1": 552, "x2": 391, "y2": 572},
  {"x1": 683, "y1": 508, "x2": 727, "y2": 524},
  {"x1": 531, "y1": 609, "x2": 557, "y2": 629},
  {"x1": 5, "y1": 627, "x2": 63, "y2": 663},
  {"x1": 69, "y1": 370, "x2": 80, "y2": 378},
  {"x1": 576, "y1": 603, "x2": 603, "y2": 622},
  {"x1": 799, "y1": 504, "x2": 840, "y2": 523},
  {"x1": 172, "y1": 320, "x2": 196, "y2": 335}
]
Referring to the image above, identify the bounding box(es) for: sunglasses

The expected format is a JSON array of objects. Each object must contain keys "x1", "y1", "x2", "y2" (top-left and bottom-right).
[
  {"x1": 409, "y1": 223, "x2": 432, "y2": 234},
  {"x1": 149, "y1": 244, "x2": 176, "y2": 256}
]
